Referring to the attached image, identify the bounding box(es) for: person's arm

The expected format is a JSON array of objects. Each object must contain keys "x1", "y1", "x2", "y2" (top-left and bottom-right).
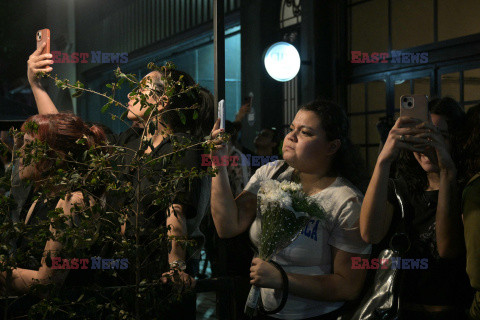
[
  {"x1": 234, "y1": 98, "x2": 251, "y2": 123},
  {"x1": 0, "y1": 193, "x2": 83, "y2": 294},
  {"x1": 360, "y1": 156, "x2": 395, "y2": 244},
  {"x1": 210, "y1": 119, "x2": 257, "y2": 238},
  {"x1": 27, "y1": 43, "x2": 59, "y2": 115},
  {"x1": 250, "y1": 248, "x2": 369, "y2": 301},
  {"x1": 436, "y1": 170, "x2": 464, "y2": 258},
  {"x1": 162, "y1": 203, "x2": 195, "y2": 288},
  {"x1": 166, "y1": 204, "x2": 188, "y2": 265},
  {"x1": 360, "y1": 117, "x2": 429, "y2": 244}
]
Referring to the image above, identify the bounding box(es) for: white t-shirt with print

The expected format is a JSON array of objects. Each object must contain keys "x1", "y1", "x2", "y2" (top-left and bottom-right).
[{"x1": 244, "y1": 160, "x2": 371, "y2": 319}]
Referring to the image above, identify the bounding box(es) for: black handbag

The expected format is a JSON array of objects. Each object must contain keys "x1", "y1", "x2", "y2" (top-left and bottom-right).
[{"x1": 350, "y1": 179, "x2": 411, "y2": 320}]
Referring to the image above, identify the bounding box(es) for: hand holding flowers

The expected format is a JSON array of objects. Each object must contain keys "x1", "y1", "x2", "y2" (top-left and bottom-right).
[
  {"x1": 244, "y1": 179, "x2": 326, "y2": 317},
  {"x1": 250, "y1": 257, "x2": 282, "y2": 289}
]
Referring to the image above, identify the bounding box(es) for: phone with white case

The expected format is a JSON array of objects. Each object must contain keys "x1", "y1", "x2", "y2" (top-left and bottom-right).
[{"x1": 218, "y1": 99, "x2": 225, "y2": 130}]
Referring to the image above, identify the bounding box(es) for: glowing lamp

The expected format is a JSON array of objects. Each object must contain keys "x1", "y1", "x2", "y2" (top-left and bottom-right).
[{"x1": 264, "y1": 42, "x2": 301, "y2": 82}]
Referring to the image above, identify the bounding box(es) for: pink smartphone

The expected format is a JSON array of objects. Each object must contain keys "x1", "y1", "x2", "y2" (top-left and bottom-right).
[
  {"x1": 36, "y1": 29, "x2": 50, "y2": 54},
  {"x1": 399, "y1": 94, "x2": 428, "y2": 122}
]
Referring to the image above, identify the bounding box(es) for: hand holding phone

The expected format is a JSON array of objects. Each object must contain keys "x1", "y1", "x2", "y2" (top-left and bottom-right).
[
  {"x1": 28, "y1": 29, "x2": 53, "y2": 86},
  {"x1": 218, "y1": 99, "x2": 225, "y2": 130},
  {"x1": 36, "y1": 29, "x2": 50, "y2": 55}
]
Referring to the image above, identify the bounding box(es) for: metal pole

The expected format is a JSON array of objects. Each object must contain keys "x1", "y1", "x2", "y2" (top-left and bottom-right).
[{"x1": 213, "y1": 0, "x2": 225, "y2": 118}]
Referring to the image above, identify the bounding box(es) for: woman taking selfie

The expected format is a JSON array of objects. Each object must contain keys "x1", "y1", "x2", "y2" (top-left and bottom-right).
[
  {"x1": 27, "y1": 45, "x2": 213, "y2": 318},
  {"x1": 210, "y1": 100, "x2": 371, "y2": 319},
  {"x1": 360, "y1": 97, "x2": 470, "y2": 319}
]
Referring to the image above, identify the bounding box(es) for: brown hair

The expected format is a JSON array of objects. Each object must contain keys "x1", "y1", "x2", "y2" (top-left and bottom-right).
[{"x1": 21, "y1": 113, "x2": 106, "y2": 165}]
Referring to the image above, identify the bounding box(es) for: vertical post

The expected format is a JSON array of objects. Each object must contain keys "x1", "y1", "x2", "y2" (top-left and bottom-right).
[
  {"x1": 214, "y1": 0, "x2": 225, "y2": 118},
  {"x1": 213, "y1": 5, "x2": 229, "y2": 317}
]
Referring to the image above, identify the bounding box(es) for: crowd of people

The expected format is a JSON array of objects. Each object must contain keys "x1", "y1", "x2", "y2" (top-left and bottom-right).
[{"x1": 0, "y1": 43, "x2": 479, "y2": 320}]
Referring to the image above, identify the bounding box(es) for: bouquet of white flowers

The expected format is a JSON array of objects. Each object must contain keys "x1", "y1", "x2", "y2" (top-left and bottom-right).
[{"x1": 244, "y1": 179, "x2": 326, "y2": 317}]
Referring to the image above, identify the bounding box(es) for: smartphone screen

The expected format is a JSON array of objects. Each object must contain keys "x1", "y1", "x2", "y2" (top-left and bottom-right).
[{"x1": 36, "y1": 29, "x2": 50, "y2": 55}]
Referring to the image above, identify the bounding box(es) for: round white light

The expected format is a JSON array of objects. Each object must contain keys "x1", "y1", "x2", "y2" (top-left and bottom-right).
[{"x1": 264, "y1": 42, "x2": 301, "y2": 82}]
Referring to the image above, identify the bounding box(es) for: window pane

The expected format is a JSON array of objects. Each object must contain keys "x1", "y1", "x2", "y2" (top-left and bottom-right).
[
  {"x1": 280, "y1": 0, "x2": 302, "y2": 28},
  {"x1": 413, "y1": 77, "x2": 430, "y2": 96},
  {"x1": 350, "y1": 115, "x2": 366, "y2": 145},
  {"x1": 348, "y1": 83, "x2": 365, "y2": 113},
  {"x1": 441, "y1": 72, "x2": 460, "y2": 101},
  {"x1": 367, "y1": 80, "x2": 386, "y2": 112},
  {"x1": 391, "y1": 0, "x2": 434, "y2": 49},
  {"x1": 350, "y1": 0, "x2": 389, "y2": 53},
  {"x1": 438, "y1": 0, "x2": 480, "y2": 41},
  {"x1": 464, "y1": 69, "x2": 480, "y2": 102}
]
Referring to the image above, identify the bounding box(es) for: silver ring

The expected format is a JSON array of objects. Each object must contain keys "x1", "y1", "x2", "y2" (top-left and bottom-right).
[{"x1": 400, "y1": 135, "x2": 406, "y2": 142}]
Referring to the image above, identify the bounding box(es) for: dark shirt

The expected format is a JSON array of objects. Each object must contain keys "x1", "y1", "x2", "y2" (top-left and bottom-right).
[
  {"x1": 106, "y1": 127, "x2": 202, "y2": 216},
  {"x1": 382, "y1": 177, "x2": 471, "y2": 307},
  {"x1": 110, "y1": 131, "x2": 201, "y2": 220},
  {"x1": 106, "y1": 126, "x2": 144, "y2": 148},
  {"x1": 105, "y1": 129, "x2": 203, "y2": 279},
  {"x1": 16, "y1": 197, "x2": 57, "y2": 270}
]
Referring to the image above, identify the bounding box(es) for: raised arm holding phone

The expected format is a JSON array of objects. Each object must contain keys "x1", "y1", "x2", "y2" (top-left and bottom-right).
[
  {"x1": 25, "y1": 34, "x2": 213, "y2": 307},
  {"x1": 27, "y1": 41, "x2": 57, "y2": 115},
  {"x1": 210, "y1": 100, "x2": 371, "y2": 319}
]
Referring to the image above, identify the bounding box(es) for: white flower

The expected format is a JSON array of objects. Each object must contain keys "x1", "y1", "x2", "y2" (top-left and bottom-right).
[
  {"x1": 279, "y1": 180, "x2": 302, "y2": 193},
  {"x1": 258, "y1": 180, "x2": 292, "y2": 213}
]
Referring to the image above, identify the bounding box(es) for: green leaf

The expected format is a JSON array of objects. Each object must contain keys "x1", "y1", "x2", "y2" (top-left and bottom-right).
[
  {"x1": 120, "y1": 110, "x2": 128, "y2": 120},
  {"x1": 193, "y1": 110, "x2": 199, "y2": 120},
  {"x1": 101, "y1": 102, "x2": 112, "y2": 113},
  {"x1": 75, "y1": 80, "x2": 85, "y2": 89},
  {"x1": 178, "y1": 111, "x2": 186, "y2": 125},
  {"x1": 72, "y1": 90, "x2": 83, "y2": 98}
]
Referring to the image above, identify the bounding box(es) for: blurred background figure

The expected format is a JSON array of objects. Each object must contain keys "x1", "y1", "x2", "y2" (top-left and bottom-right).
[{"x1": 459, "y1": 104, "x2": 480, "y2": 320}]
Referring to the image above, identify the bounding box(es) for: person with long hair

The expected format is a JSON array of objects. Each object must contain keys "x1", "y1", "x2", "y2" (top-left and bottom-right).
[
  {"x1": 27, "y1": 46, "x2": 214, "y2": 318},
  {"x1": 210, "y1": 100, "x2": 371, "y2": 319},
  {"x1": 459, "y1": 104, "x2": 480, "y2": 320},
  {"x1": 0, "y1": 113, "x2": 106, "y2": 294},
  {"x1": 360, "y1": 97, "x2": 470, "y2": 319}
]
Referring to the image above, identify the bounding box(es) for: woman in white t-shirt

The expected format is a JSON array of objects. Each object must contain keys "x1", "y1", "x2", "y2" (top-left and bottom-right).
[{"x1": 210, "y1": 100, "x2": 371, "y2": 319}]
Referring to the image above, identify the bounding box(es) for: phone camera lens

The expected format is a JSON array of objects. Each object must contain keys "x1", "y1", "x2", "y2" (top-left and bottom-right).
[
  {"x1": 403, "y1": 98, "x2": 408, "y2": 102},
  {"x1": 407, "y1": 102, "x2": 412, "y2": 107}
]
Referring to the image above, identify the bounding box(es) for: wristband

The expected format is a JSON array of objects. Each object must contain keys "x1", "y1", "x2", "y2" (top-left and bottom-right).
[{"x1": 259, "y1": 259, "x2": 289, "y2": 315}]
